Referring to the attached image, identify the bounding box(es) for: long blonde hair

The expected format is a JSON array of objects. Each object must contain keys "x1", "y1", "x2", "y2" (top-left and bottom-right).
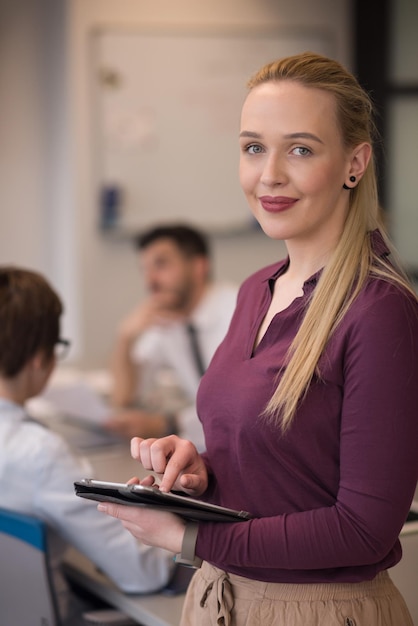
[{"x1": 248, "y1": 52, "x2": 417, "y2": 431}]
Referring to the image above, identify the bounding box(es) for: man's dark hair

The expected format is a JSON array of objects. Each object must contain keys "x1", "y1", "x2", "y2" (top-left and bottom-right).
[
  {"x1": 0, "y1": 267, "x2": 63, "y2": 378},
  {"x1": 135, "y1": 224, "x2": 210, "y2": 259}
]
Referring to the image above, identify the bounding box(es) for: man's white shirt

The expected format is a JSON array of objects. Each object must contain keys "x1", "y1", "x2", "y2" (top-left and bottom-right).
[
  {"x1": 0, "y1": 397, "x2": 174, "y2": 617},
  {"x1": 130, "y1": 283, "x2": 238, "y2": 451}
]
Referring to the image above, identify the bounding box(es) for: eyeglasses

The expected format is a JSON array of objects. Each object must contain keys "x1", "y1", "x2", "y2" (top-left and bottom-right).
[{"x1": 55, "y1": 338, "x2": 71, "y2": 360}]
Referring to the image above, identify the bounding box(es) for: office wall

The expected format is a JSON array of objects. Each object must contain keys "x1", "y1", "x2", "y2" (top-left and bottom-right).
[
  {"x1": 0, "y1": 0, "x2": 81, "y2": 351},
  {"x1": 0, "y1": 0, "x2": 352, "y2": 367},
  {"x1": 0, "y1": 0, "x2": 52, "y2": 272}
]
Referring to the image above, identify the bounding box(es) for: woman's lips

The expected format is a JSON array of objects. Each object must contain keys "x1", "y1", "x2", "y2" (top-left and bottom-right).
[{"x1": 259, "y1": 196, "x2": 297, "y2": 212}]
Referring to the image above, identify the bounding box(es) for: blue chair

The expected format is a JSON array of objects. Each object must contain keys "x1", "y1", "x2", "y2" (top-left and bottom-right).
[{"x1": 0, "y1": 507, "x2": 61, "y2": 626}]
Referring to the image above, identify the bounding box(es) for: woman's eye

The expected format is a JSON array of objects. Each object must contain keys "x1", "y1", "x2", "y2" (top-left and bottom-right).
[
  {"x1": 246, "y1": 144, "x2": 263, "y2": 154},
  {"x1": 292, "y1": 146, "x2": 311, "y2": 156}
]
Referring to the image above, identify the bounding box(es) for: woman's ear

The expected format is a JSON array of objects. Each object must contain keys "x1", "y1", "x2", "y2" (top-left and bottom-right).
[{"x1": 347, "y1": 142, "x2": 372, "y2": 183}]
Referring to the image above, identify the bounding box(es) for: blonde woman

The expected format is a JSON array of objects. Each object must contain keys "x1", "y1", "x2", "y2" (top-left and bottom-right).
[{"x1": 98, "y1": 52, "x2": 418, "y2": 625}]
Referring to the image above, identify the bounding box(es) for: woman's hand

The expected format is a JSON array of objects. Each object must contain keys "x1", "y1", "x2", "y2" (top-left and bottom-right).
[
  {"x1": 131, "y1": 435, "x2": 208, "y2": 496},
  {"x1": 97, "y1": 503, "x2": 186, "y2": 554}
]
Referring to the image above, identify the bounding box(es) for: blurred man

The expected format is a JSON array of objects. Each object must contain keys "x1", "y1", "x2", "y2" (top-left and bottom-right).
[
  {"x1": 107, "y1": 224, "x2": 238, "y2": 451},
  {"x1": 0, "y1": 266, "x2": 174, "y2": 623}
]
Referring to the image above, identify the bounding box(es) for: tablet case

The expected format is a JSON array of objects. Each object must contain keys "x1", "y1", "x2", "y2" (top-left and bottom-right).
[{"x1": 74, "y1": 479, "x2": 253, "y2": 523}]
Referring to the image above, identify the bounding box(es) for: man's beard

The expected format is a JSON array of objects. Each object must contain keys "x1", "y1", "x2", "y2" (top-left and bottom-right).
[{"x1": 153, "y1": 278, "x2": 194, "y2": 312}]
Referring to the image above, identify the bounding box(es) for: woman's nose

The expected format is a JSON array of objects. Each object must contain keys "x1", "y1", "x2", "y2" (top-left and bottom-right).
[{"x1": 260, "y1": 154, "x2": 286, "y2": 187}]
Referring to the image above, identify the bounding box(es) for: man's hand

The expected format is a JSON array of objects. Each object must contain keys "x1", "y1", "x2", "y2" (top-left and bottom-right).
[
  {"x1": 118, "y1": 298, "x2": 185, "y2": 345},
  {"x1": 104, "y1": 409, "x2": 169, "y2": 440}
]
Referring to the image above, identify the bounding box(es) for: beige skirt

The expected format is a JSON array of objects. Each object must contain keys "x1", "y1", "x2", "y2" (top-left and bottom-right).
[{"x1": 180, "y1": 562, "x2": 413, "y2": 626}]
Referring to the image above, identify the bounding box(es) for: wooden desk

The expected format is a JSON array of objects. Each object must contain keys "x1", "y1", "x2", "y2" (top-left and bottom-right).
[
  {"x1": 84, "y1": 443, "x2": 146, "y2": 482},
  {"x1": 51, "y1": 418, "x2": 187, "y2": 626},
  {"x1": 64, "y1": 548, "x2": 185, "y2": 626}
]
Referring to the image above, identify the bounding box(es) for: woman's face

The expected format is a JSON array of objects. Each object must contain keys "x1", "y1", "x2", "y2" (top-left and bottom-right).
[{"x1": 239, "y1": 80, "x2": 354, "y2": 252}]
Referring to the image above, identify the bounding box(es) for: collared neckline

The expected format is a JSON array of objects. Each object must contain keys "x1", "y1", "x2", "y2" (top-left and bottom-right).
[{"x1": 261, "y1": 229, "x2": 389, "y2": 294}]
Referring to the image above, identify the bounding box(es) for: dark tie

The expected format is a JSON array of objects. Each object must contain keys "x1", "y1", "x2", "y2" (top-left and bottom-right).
[{"x1": 186, "y1": 322, "x2": 206, "y2": 377}]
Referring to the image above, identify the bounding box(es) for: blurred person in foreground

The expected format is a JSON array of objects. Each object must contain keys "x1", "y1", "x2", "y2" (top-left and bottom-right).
[
  {"x1": 99, "y1": 53, "x2": 418, "y2": 625},
  {"x1": 0, "y1": 266, "x2": 174, "y2": 625},
  {"x1": 107, "y1": 224, "x2": 238, "y2": 451}
]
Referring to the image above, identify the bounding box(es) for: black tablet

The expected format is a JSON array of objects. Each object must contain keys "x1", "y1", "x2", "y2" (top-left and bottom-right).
[{"x1": 74, "y1": 479, "x2": 253, "y2": 523}]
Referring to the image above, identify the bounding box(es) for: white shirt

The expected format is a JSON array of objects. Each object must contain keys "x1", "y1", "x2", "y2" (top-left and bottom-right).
[
  {"x1": 131, "y1": 283, "x2": 238, "y2": 451},
  {"x1": 0, "y1": 398, "x2": 174, "y2": 615}
]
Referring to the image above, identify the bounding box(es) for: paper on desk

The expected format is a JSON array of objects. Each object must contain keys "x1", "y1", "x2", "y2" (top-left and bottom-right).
[{"x1": 41, "y1": 381, "x2": 112, "y2": 425}]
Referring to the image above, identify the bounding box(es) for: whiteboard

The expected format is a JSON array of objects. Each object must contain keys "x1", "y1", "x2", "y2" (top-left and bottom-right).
[{"x1": 91, "y1": 28, "x2": 335, "y2": 233}]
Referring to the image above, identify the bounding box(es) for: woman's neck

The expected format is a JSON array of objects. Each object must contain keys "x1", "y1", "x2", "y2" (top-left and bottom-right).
[{"x1": 283, "y1": 235, "x2": 339, "y2": 285}]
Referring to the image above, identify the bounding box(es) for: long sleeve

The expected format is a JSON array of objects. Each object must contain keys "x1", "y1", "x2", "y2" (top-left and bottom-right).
[{"x1": 195, "y1": 270, "x2": 418, "y2": 583}]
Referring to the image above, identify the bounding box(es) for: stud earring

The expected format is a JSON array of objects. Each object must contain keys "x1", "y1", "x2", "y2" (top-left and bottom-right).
[{"x1": 343, "y1": 175, "x2": 356, "y2": 190}]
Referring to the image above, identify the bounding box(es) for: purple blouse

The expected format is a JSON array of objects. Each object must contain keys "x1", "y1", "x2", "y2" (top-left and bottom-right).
[{"x1": 195, "y1": 233, "x2": 418, "y2": 583}]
